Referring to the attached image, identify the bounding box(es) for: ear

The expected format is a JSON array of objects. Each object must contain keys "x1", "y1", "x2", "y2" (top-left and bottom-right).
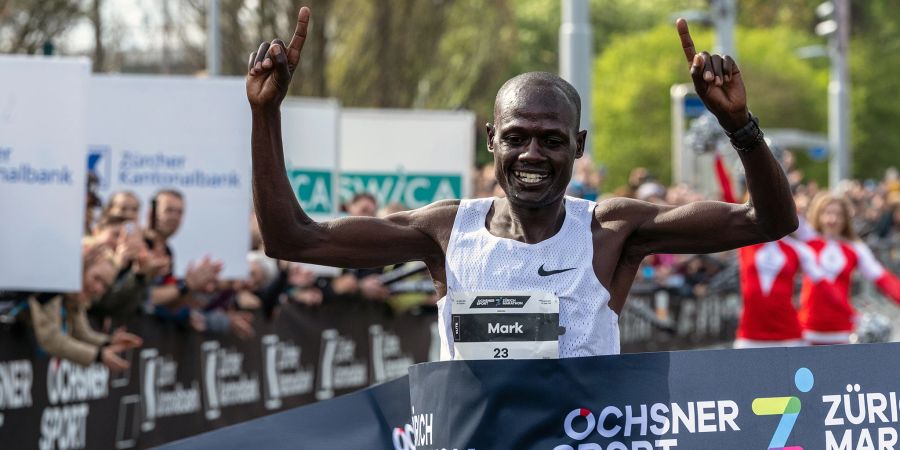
[
  {"x1": 486, "y1": 123, "x2": 495, "y2": 154},
  {"x1": 575, "y1": 130, "x2": 587, "y2": 159}
]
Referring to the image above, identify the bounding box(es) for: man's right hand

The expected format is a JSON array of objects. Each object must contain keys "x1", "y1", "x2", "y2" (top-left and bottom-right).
[
  {"x1": 246, "y1": 6, "x2": 310, "y2": 110},
  {"x1": 184, "y1": 256, "x2": 223, "y2": 294}
]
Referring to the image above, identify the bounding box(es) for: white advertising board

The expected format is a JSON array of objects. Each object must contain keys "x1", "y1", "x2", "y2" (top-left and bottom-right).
[
  {"x1": 281, "y1": 98, "x2": 340, "y2": 219},
  {"x1": 0, "y1": 56, "x2": 90, "y2": 291},
  {"x1": 339, "y1": 109, "x2": 475, "y2": 210},
  {"x1": 87, "y1": 75, "x2": 251, "y2": 278}
]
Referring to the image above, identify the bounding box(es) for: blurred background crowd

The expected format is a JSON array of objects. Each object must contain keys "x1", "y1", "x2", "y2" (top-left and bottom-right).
[
  {"x1": 3, "y1": 0, "x2": 900, "y2": 372},
  {"x1": 3, "y1": 151, "x2": 900, "y2": 372}
]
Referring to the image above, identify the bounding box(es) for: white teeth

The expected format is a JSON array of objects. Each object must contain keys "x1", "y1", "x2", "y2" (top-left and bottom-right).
[{"x1": 514, "y1": 171, "x2": 548, "y2": 184}]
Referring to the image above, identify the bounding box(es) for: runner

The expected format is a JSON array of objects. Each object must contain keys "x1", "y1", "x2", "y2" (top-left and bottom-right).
[{"x1": 246, "y1": 7, "x2": 798, "y2": 359}]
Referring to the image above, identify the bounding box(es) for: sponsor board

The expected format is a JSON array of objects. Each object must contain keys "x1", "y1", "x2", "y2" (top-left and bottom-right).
[
  {"x1": 0, "y1": 56, "x2": 89, "y2": 291},
  {"x1": 87, "y1": 75, "x2": 251, "y2": 278},
  {"x1": 340, "y1": 172, "x2": 462, "y2": 209},
  {"x1": 0, "y1": 301, "x2": 434, "y2": 449},
  {"x1": 282, "y1": 98, "x2": 340, "y2": 219},
  {"x1": 339, "y1": 108, "x2": 474, "y2": 207}
]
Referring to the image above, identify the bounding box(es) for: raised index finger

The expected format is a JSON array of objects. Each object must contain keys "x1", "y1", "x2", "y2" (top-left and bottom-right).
[
  {"x1": 286, "y1": 6, "x2": 311, "y2": 68},
  {"x1": 676, "y1": 18, "x2": 696, "y2": 67}
]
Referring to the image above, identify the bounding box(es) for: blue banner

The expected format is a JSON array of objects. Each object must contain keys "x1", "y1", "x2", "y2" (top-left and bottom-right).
[
  {"x1": 159, "y1": 375, "x2": 412, "y2": 450},
  {"x1": 169, "y1": 342, "x2": 900, "y2": 450},
  {"x1": 409, "y1": 343, "x2": 900, "y2": 450}
]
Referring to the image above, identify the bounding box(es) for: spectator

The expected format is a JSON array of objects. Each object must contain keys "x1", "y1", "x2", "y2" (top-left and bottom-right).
[
  {"x1": 285, "y1": 262, "x2": 324, "y2": 307},
  {"x1": 28, "y1": 244, "x2": 143, "y2": 372},
  {"x1": 84, "y1": 172, "x2": 102, "y2": 235},
  {"x1": 88, "y1": 214, "x2": 169, "y2": 323},
  {"x1": 144, "y1": 189, "x2": 222, "y2": 327},
  {"x1": 329, "y1": 193, "x2": 390, "y2": 302},
  {"x1": 104, "y1": 191, "x2": 141, "y2": 222}
]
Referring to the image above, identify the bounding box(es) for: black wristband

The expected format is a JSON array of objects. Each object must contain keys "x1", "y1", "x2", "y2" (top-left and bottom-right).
[
  {"x1": 725, "y1": 113, "x2": 764, "y2": 152},
  {"x1": 95, "y1": 342, "x2": 110, "y2": 362}
]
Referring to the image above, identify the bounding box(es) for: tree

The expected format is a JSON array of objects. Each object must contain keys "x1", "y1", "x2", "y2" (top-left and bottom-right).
[
  {"x1": 592, "y1": 24, "x2": 827, "y2": 190},
  {"x1": 848, "y1": 0, "x2": 900, "y2": 179},
  {"x1": 0, "y1": 0, "x2": 82, "y2": 54}
]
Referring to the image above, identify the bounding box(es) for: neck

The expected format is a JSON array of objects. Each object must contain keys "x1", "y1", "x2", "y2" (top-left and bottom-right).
[
  {"x1": 489, "y1": 196, "x2": 567, "y2": 244},
  {"x1": 147, "y1": 229, "x2": 170, "y2": 244}
]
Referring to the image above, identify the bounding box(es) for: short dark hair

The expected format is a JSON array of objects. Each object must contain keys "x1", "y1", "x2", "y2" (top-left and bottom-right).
[
  {"x1": 494, "y1": 72, "x2": 582, "y2": 126},
  {"x1": 349, "y1": 192, "x2": 376, "y2": 206},
  {"x1": 341, "y1": 192, "x2": 377, "y2": 213},
  {"x1": 151, "y1": 189, "x2": 184, "y2": 203}
]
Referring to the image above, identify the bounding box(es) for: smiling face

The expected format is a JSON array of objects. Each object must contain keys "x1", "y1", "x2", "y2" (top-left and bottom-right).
[
  {"x1": 82, "y1": 258, "x2": 116, "y2": 301},
  {"x1": 488, "y1": 77, "x2": 585, "y2": 209},
  {"x1": 154, "y1": 192, "x2": 184, "y2": 238},
  {"x1": 820, "y1": 201, "x2": 847, "y2": 238}
]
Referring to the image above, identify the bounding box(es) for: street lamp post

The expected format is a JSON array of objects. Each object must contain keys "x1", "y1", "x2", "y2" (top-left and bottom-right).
[
  {"x1": 559, "y1": 0, "x2": 593, "y2": 160},
  {"x1": 207, "y1": 0, "x2": 221, "y2": 77},
  {"x1": 817, "y1": 0, "x2": 852, "y2": 188}
]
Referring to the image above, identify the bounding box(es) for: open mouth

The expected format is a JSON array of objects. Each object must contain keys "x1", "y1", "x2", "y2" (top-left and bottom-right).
[{"x1": 513, "y1": 170, "x2": 550, "y2": 185}]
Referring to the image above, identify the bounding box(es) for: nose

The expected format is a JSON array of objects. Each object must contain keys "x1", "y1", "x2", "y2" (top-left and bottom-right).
[{"x1": 517, "y1": 138, "x2": 546, "y2": 164}]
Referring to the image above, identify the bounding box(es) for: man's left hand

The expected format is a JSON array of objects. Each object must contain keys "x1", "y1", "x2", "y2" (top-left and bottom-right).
[
  {"x1": 677, "y1": 18, "x2": 748, "y2": 132},
  {"x1": 110, "y1": 328, "x2": 143, "y2": 349}
]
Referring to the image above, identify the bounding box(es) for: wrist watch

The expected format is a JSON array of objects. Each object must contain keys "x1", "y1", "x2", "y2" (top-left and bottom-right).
[
  {"x1": 176, "y1": 278, "x2": 190, "y2": 296},
  {"x1": 725, "y1": 112, "x2": 764, "y2": 152}
]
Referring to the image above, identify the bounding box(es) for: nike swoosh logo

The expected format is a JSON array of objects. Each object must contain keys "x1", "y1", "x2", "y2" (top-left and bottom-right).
[{"x1": 538, "y1": 264, "x2": 576, "y2": 276}]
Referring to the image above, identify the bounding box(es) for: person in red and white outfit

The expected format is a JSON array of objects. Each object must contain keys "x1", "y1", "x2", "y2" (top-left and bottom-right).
[
  {"x1": 799, "y1": 193, "x2": 900, "y2": 345},
  {"x1": 735, "y1": 236, "x2": 836, "y2": 348}
]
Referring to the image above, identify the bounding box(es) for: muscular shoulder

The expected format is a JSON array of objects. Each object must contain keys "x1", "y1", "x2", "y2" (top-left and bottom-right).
[
  {"x1": 592, "y1": 197, "x2": 664, "y2": 229},
  {"x1": 387, "y1": 199, "x2": 460, "y2": 246}
]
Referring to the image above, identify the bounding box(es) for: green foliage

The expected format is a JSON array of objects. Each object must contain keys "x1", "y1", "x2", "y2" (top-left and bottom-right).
[
  {"x1": 849, "y1": 0, "x2": 900, "y2": 180},
  {"x1": 592, "y1": 24, "x2": 828, "y2": 190},
  {"x1": 591, "y1": 25, "x2": 689, "y2": 189}
]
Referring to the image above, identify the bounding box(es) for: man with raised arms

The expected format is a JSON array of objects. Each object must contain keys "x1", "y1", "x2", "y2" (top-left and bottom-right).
[{"x1": 246, "y1": 6, "x2": 797, "y2": 359}]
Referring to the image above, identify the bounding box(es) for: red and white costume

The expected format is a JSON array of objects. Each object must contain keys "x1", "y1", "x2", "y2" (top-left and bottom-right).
[
  {"x1": 736, "y1": 237, "x2": 833, "y2": 348},
  {"x1": 799, "y1": 237, "x2": 900, "y2": 344}
]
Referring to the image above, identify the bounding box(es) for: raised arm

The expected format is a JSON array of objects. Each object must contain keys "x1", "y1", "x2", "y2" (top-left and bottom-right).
[
  {"x1": 619, "y1": 19, "x2": 797, "y2": 258},
  {"x1": 246, "y1": 7, "x2": 449, "y2": 268},
  {"x1": 852, "y1": 241, "x2": 900, "y2": 303}
]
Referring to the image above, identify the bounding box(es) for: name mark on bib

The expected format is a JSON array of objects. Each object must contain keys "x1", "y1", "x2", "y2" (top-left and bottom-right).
[{"x1": 488, "y1": 322, "x2": 524, "y2": 334}]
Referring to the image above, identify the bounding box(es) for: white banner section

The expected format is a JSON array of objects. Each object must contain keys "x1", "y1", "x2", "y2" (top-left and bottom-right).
[
  {"x1": 0, "y1": 56, "x2": 89, "y2": 291},
  {"x1": 339, "y1": 109, "x2": 475, "y2": 210},
  {"x1": 88, "y1": 75, "x2": 251, "y2": 278},
  {"x1": 281, "y1": 98, "x2": 340, "y2": 220}
]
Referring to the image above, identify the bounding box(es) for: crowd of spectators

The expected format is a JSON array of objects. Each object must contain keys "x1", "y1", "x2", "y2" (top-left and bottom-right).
[
  {"x1": 0, "y1": 183, "x2": 442, "y2": 373},
  {"x1": 473, "y1": 151, "x2": 900, "y2": 300},
  {"x1": 5, "y1": 149, "x2": 900, "y2": 372}
]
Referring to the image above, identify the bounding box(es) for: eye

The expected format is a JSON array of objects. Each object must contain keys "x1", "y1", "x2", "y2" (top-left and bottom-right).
[
  {"x1": 543, "y1": 137, "x2": 564, "y2": 148},
  {"x1": 503, "y1": 135, "x2": 526, "y2": 146}
]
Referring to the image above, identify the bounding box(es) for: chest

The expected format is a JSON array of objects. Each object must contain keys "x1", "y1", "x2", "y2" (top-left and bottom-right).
[
  {"x1": 811, "y1": 240, "x2": 857, "y2": 281},
  {"x1": 751, "y1": 242, "x2": 799, "y2": 277},
  {"x1": 447, "y1": 229, "x2": 596, "y2": 295}
]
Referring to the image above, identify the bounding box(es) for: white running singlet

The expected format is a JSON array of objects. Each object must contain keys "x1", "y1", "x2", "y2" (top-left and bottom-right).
[{"x1": 437, "y1": 196, "x2": 618, "y2": 360}]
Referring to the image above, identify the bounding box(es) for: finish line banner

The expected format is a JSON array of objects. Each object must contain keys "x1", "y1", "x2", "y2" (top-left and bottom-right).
[
  {"x1": 409, "y1": 343, "x2": 900, "y2": 450},
  {"x1": 166, "y1": 343, "x2": 900, "y2": 450}
]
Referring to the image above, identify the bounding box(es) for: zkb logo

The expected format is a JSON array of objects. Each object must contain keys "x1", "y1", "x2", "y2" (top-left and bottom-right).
[
  {"x1": 87, "y1": 146, "x2": 111, "y2": 189},
  {"x1": 752, "y1": 367, "x2": 814, "y2": 450}
]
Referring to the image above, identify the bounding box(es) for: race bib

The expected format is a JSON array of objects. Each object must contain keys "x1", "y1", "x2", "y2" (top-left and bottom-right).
[{"x1": 450, "y1": 291, "x2": 561, "y2": 360}]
